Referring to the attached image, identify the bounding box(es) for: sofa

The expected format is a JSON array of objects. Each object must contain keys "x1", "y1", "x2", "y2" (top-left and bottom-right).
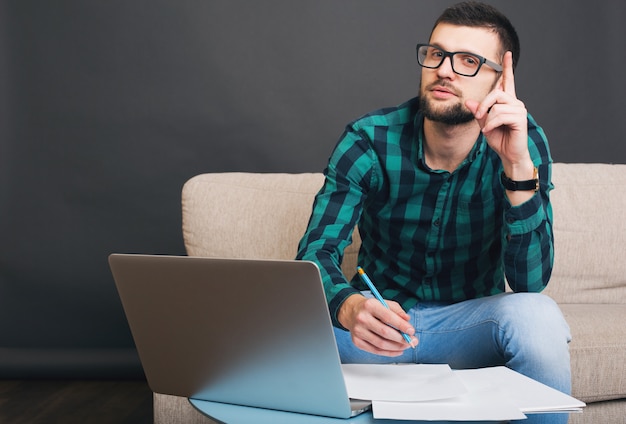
[{"x1": 154, "y1": 163, "x2": 626, "y2": 423}]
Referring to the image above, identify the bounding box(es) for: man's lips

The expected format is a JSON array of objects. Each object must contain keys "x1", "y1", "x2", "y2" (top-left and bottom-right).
[{"x1": 427, "y1": 83, "x2": 459, "y2": 99}]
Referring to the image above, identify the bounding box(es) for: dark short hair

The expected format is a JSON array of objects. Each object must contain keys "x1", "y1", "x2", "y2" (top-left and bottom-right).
[{"x1": 431, "y1": 1, "x2": 520, "y2": 69}]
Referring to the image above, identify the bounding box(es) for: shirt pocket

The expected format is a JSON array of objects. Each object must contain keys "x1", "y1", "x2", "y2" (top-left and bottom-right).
[{"x1": 455, "y1": 192, "x2": 498, "y2": 246}]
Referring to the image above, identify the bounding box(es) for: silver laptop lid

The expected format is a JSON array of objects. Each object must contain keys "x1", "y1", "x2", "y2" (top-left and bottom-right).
[{"x1": 109, "y1": 254, "x2": 356, "y2": 418}]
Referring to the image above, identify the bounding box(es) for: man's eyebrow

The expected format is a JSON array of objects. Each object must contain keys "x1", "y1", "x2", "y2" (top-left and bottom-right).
[{"x1": 429, "y1": 42, "x2": 478, "y2": 54}]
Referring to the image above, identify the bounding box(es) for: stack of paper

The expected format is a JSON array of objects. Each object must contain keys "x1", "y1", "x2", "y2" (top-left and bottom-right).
[{"x1": 341, "y1": 364, "x2": 585, "y2": 421}]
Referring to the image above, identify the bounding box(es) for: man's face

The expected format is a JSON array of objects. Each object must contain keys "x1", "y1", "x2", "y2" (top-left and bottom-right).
[{"x1": 419, "y1": 23, "x2": 503, "y2": 125}]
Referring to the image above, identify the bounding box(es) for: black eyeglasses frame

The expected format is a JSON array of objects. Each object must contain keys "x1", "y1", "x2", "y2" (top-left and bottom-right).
[{"x1": 416, "y1": 43, "x2": 503, "y2": 77}]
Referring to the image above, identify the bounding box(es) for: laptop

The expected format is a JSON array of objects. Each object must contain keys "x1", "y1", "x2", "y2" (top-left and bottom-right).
[{"x1": 108, "y1": 254, "x2": 371, "y2": 419}]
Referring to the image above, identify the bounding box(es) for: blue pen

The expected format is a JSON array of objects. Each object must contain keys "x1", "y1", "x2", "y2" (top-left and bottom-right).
[{"x1": 356, "y1": 266, "x2": 415, "y2": 348}]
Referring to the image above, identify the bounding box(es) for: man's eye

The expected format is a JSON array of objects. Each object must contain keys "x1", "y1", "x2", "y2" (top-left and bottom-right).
[{"x1": 463, "y1": 55, "x2": 478, "y2": 65}]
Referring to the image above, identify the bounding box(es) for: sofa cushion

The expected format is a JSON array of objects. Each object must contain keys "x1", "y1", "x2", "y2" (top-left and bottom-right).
[
  {"x1": 561, "y1": 303, "x2": 626, "y2": 402},
  {"x1": 154, "y1": 393, "x2": 217, "y2": 423},
  {"x1": 544, "y1": 163, "x2": 626, "y2": 304}
]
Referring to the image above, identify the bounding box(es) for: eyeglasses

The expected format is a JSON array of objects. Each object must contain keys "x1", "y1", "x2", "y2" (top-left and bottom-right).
[{"x1": 416, "y1": 44, "x2": 502, "y2": 77}]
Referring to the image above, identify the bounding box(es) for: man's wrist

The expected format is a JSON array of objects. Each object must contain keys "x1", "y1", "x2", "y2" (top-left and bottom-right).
[
  {"x1": 502, "y1": 159, "x2": 535, "y2": 182},
  {"x1": 501, "y1": 160, "x2": 538, "y2": 206},
  {"x1": 337, "y1": 293, "x2": 366, "y2": 330},
  {"x1": 501, "y1": 166, "x2": 539, "y2": 192}
]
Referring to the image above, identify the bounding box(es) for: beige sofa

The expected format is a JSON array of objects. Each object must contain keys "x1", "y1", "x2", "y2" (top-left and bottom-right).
[{"x1": 154, "y1": 163, "x2": 626, "y2": 423}]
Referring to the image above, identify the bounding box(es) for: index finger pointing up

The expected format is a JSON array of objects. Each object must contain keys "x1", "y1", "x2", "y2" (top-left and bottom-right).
[{"x1": 501, "y1": 51, "x2": 516, "y2": 97}]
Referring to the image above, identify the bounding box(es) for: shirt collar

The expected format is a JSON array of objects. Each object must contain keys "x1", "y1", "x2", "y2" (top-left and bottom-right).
[{"x1": 414, "y1": 112, "x2": 487, "y2": 172}]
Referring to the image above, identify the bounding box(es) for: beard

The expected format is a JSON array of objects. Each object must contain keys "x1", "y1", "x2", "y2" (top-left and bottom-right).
[{"x1": 419, "y1": 87, "x2": 475, "y2": 126}]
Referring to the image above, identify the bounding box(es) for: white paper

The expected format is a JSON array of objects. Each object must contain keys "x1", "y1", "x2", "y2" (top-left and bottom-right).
[
  {"x1": 454, "y1": 366, "x2": 586, "y2": 413},
  {"x1": 341, "y1": 363, "x2": 467, "y2": 402},
  {"x1": 373, "y1": 387, "x2": 526, "y2": 421},
  {"x1": 372, "y1": 367, "x2": 525, "y2": 421},
  {"x1": 343, "y1": 365, "x2": 585, "y2": 421},
  {"x1": 342, "y1": 364, "x2": 585, "y2": 421}
]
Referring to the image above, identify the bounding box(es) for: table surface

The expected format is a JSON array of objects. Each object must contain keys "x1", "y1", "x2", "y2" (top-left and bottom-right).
[{"x1": 189, "y1": 398, "x2": 514, "y2": 424}]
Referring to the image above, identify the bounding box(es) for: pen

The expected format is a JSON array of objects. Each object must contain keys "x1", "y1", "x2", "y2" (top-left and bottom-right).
[{"x1": 356, "y1": 266, "x2": 415, "y2": 348}]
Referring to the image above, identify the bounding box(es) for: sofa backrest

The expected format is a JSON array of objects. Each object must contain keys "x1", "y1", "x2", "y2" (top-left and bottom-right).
[
  {"x1": 181, "y1": 172, "x2": 361, "y2": 279},
  {"x1": 181, "y1": 163, "x2": 626, "y2": 305},
  {"x1": 545, "y1": 163, "x2": 626, "y2": 304}
]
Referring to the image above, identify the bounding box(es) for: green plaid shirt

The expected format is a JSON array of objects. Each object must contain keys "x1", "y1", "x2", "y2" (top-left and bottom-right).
[{"x1": 296, "y1": 97, "x2": 554, "y2": 328}]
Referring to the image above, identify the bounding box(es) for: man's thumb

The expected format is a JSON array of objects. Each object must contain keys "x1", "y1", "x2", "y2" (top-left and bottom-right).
[{"x1": 465, "y1": 99, "x2": 480, "y2": 115}]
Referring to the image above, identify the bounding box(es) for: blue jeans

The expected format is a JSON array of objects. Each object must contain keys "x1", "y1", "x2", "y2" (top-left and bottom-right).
[{"x1": 334, "y1": 292, "x2": 572, "y2": 424}]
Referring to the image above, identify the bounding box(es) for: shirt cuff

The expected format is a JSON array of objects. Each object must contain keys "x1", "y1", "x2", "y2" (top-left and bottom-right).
[{"x1": 504, "y1": 193, "x2": 545, "y2": 236}]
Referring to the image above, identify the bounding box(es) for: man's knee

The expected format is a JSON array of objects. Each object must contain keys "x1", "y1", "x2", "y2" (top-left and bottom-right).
[
  {"x1": 495, "y1": 293, "x2": 572, "y2": 395},
  {"x1": 495, "y1": 293, "x2": 571, "y2": 342}
]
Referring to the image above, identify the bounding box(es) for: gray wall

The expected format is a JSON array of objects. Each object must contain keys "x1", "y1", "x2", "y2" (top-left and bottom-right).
[{"x1": 1, "y1": 0, "x2": 625, "y2": 377}]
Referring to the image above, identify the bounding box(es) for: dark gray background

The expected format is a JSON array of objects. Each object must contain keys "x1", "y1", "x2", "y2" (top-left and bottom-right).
[{"x1": 1, "y1": 1, "x2": 625, "y2": 377}]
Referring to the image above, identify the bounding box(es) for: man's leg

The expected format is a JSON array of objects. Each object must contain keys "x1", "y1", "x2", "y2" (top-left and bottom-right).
[{"x1": 413, "y1": 293, "x2": 571, "y2": 395}]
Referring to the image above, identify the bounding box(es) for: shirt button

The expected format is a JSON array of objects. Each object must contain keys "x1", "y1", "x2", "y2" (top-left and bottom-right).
[
  {"x1": 433, "y1": 218, "x2": 441, "y2": 227},
  {"x1": 424, "y1": 277, "x2": 432, "y2": 285}
]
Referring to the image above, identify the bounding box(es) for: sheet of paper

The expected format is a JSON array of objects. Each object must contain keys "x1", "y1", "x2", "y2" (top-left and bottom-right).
[
  {"x1": 373, "y1": 387, "x2": 527, "y2": 421},
  {"x1": 341, "y1": 363, "x2": 467, "y2": 402},
  {"x1": 344, "y1": 365, "x2": 585, "y2": 421},
  {"x1": 454, "y1": 366, "x2": 586, "y2": 413},
  {"x1": 342, "y1": 364, "x2": 584, "y2": 421}
]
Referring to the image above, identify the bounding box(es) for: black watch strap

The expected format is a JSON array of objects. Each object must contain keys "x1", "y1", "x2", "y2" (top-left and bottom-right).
[{"x1": 500, "y1": 167, "x2": 539, "y2": 191}]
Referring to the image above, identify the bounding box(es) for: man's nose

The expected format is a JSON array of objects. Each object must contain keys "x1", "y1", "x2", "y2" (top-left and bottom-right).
[{"x1": 437, "y1": 56, "x2": 455, "y2": 77}]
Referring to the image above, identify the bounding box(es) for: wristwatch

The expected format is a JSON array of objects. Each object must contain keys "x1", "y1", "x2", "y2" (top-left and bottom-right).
[{"x1": 500, "y1": 167, "x2": 539, "y2": 191}]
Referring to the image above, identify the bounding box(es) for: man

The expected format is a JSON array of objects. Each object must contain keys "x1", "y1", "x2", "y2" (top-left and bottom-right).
[{"x1": 297, "y1": 2, "x2": 571, "y2": 422}]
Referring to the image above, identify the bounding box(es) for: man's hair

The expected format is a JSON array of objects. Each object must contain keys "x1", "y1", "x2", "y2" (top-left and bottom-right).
[{"x1": 431, "y1": 1, "x2": 520, "y2": 69}]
